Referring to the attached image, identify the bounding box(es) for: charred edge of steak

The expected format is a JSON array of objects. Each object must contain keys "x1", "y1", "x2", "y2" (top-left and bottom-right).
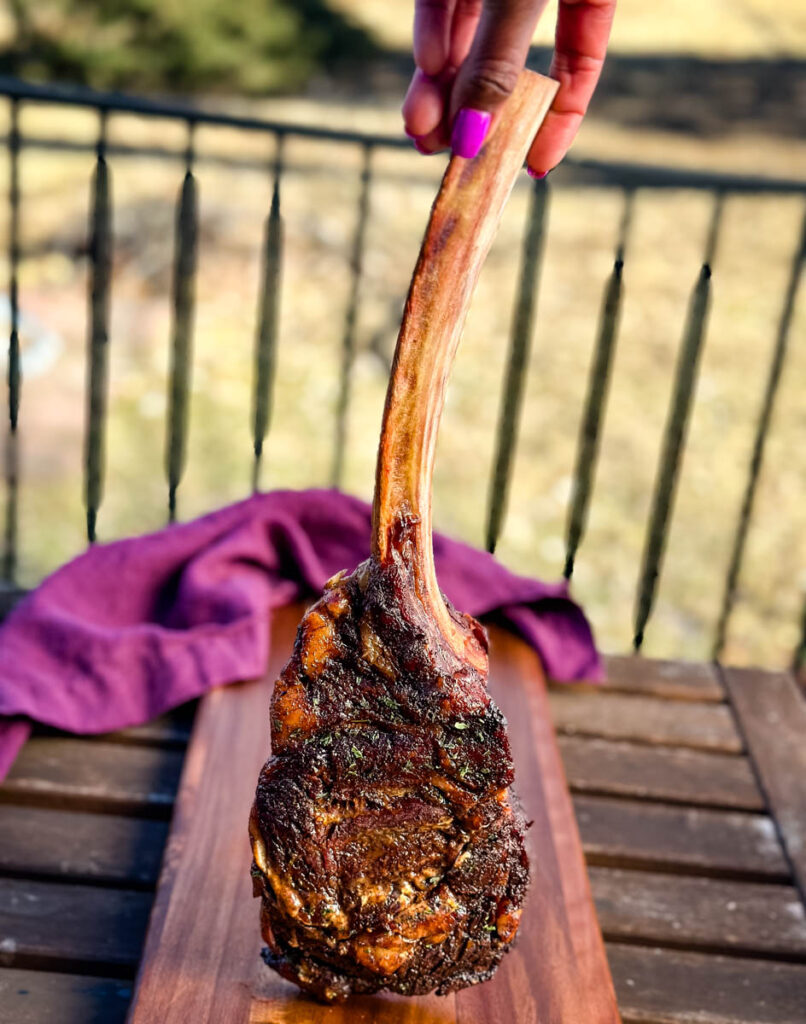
[{"x1": 250, "y1": 556, "x2": 529, "y2": 1003}]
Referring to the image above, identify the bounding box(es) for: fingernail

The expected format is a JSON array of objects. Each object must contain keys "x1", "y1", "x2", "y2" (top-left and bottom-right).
[
  {"x1": 527, "y1": 168, "x2": 548, "y2": 180},
  {"x1": 451, "y1": 108, "x2": 491, "y2": 159}
]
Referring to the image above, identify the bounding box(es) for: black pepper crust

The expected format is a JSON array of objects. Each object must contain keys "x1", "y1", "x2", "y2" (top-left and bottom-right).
[{"x1": 249, "y1": 551, "x2": 530, "y2": 1003}]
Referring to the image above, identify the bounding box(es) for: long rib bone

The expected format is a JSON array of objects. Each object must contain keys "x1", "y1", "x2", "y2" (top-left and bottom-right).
[
  {"x1": 374, "y1": 72, "x2": 557, "y2": 667},
  {"x1": 251, "y1": 72, "x2": 558, "y2": 1004}
]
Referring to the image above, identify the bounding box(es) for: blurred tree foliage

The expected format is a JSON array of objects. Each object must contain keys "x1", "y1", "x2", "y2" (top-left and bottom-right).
[{"x1": 2, "y1": 0, "x2": 378, "y2": 92}]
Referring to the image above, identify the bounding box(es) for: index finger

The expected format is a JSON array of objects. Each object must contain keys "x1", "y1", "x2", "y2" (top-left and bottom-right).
[
  {"x1": 414, "y1": 0, "x2": 457, "y2": 76},
  {"x1": 527, "y1": 0, "x2": 616, "y2": 175}
]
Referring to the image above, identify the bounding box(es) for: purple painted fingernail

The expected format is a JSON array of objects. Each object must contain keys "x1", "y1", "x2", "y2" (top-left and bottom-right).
[
  {"x1": 527, "y1": 168, "x2": 548, "y2": 180},
  {"x1": 451, "y1": 108, "x2": 491, "y2": 159}
]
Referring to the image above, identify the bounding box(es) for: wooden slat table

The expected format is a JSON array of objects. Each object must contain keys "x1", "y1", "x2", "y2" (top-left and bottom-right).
[
  {"x1": 1, "y1": 609, "x2": 805, "y2": 1023},
  {"x1": 126, "y1": 605, "x2": 620, "y2": 1024}
]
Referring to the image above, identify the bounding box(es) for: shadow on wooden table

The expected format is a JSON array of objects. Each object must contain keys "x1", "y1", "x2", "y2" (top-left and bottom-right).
[{"x1": 250, "y1": 973, "x2": 458, "y2": 1024}]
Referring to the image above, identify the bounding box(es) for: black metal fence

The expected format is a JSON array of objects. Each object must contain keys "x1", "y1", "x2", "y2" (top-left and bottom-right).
[{"x1": 1, "y1": 76, "x2": 804, "y2": 667}]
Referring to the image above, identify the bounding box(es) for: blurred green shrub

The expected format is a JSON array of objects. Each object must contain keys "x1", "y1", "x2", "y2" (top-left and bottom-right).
[{"x1": 2, "y1": 0, "x2": 378, "y2": 92}]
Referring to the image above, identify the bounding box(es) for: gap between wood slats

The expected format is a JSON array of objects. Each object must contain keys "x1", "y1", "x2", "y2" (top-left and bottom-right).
[
  {"x1": 33, "y1": 719, "x2": 192, "y2": 751},
  {"x1": 602, "y1": 932, "x2": 806, "y2": 967},
  {"x1": 551, "y1": 679, "x2": 724, "y2": 705},
  {"x1": 0, "y1": 954, "x2": 136, "y2": 983},
  {"x1": 568, "y1": 785, "x2": 764, "y2": 817},
  {"x1": 585, "y1": 852, "x2": 789, "y2": 886},
  {"x1": 0, "y1": 790, "x2": 175, "y2": 821},
  {"x1": 0, "y1": 790, "x2": 173, "y2": 820},
  {"x1": 89, "y1": 721, "x2": 193, "y2": 750},
  {"x1": 0, "y1": 868, "x2": 157, "y2": 896}
]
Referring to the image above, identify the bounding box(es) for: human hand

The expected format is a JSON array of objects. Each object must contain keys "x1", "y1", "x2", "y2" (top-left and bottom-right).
[{"x1": 402, "y1": 0, "x2": 616, "y2": 175}]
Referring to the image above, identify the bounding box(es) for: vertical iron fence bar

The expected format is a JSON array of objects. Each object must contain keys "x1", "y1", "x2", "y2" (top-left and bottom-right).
[
  {"x1": 83, "y1": 109, "x2": 112, "y2": 543},
  {"x1": 633, "y1": 192, "x2": 723, "y2": 651},
  {"x1": 485, "y1": 176, "x2": 550, "y2": 554},
  {"x1": 331, "y1": 142, "x2": 372, "y2": 490},
  {"x1": 165, "y1": 121, "x2": 198, "y2": 522},
  {"x1": 795, "y1": 595, "x2": 806, "y2": 676},
  {"x1": 713, "y1": 206, "x2": 806, "y2": 660},
  {"x1": 251, "y1": 133, "x2": 284, "y2": 493},
  {"x1": 3, "y1": 98, "x2": 20, "y2": 582},
  {"x1": 564, "y1": 188, "x2": 633, "y2": 579}
]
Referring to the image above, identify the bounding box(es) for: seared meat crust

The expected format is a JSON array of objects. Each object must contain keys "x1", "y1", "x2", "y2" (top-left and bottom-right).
[{"x1": 250, "y1": 542, "x2": 529, "y2": 1003}]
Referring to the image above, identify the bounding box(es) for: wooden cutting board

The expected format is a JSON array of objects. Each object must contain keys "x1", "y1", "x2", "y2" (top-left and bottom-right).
[{"x1": 127, "y1": 602, "x2": 621, "y2": 1024}]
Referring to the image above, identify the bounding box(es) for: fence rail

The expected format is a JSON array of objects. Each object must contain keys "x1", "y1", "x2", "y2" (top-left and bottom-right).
[{"x1": 1, "y1": 76, "x2": 805, "y2": 667}]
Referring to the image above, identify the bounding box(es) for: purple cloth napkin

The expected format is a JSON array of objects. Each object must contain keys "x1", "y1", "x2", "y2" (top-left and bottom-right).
[{"x1": 0, "y1": 488, "x2": 600, "y2": 779}]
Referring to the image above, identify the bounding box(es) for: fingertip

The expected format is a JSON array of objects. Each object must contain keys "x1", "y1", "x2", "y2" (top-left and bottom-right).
[
  {"x1": 526, "y1": 109, "x2": 581, "y2": 181},
  {"x1": 410, "y1": 128, "x2": 446, "y2": 156}
]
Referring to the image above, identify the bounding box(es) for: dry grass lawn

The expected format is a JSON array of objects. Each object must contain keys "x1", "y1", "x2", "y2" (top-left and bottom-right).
[
  {"x1": 335, "y1": 0, "x2": 806, "y2": 57},
  {"x1": 0, "y1": 0, "x2": 804, "y2": 667}
]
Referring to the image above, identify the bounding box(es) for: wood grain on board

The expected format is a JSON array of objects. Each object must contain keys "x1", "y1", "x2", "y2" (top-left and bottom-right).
[
  {"x1": 0, "y1": 968, "x2": 132, "y2": 1024},
  {"x1": 0, "y1": 739, "x2": 183, "y2": 817},
  {"x1": 722, "y1": 666, "x2": 806, "y2": 901},
  {"x1": 0, "y1": 877, "x2": 151, "y2": 973},
  {"x1": 575, "y1": 794, "x2": 789, "y2": 881},
  {"x1": 0, "y1": 805, "x2": 168, "y2": 887},
  {"x1": 590, "y1": 866, "x2": 806, "y2": 959},
  {"x1": 127, "y1": 603, "x2": 621, "y2": 1024},
  {"x1": 549, "y1": 690, "x2": 742, "y2": 752},
  {"x1": 558, "y1": 735, "x2": 764, "y2": 810},
  {"x1": 607, "y1": 943, "x2": 806, "y2": 1024},
  {"x1": 599, "y1": 656, "x2": 724, "y2": 702}
]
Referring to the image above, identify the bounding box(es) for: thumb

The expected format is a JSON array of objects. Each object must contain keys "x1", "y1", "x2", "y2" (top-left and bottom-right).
[{"x1": 449, "y1": 0, "x2": 548, "y2": 155}]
